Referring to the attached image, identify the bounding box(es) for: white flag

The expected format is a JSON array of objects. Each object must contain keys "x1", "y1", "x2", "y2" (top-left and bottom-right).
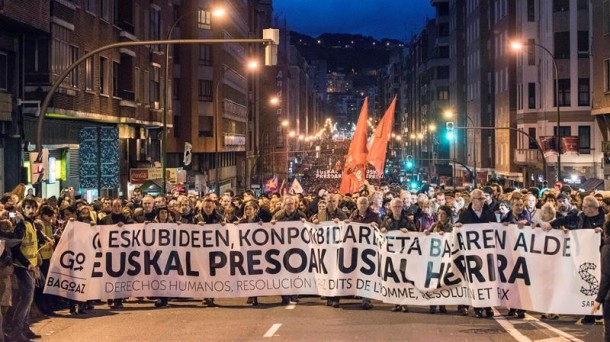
[
  {"x1": 183, "y1": 142, "x2": 192, "y2": 166},
  {"x1": 290, "y1": 178, "x2": 303, "y2": 194}
]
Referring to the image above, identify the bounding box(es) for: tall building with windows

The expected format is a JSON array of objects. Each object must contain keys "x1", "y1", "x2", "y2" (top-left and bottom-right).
[
  {"x1": 590, "y1": 0, "x2": 610, "y2": 188},
  {"x1": 514, "y1": 0, "x2": 600, "y2": 186}
]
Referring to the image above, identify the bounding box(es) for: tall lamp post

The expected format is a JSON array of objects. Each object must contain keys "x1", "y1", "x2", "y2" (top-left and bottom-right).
[
  {"x1": 511, "y1": 40, "x2": 561, "y2": 181},
  {"x1": 162, "y1": 8, "x2": 225, "y2": 193}
]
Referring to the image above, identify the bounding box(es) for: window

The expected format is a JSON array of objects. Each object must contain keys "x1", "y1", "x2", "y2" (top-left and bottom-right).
[
  {"x1": 553, "y1": 0, "x2": 569, "y2": 12},
  {"x1": 528, "y1": 82, "x2": 536, "y2": 109},
  {"x1": 112, "y1": 61, "x2": 119, "y2": 97},
  {"x1": 554, "y1": 126, "x2": 571, "y2": 138},
  {"x1": 577, "y1": 0, "x2": 588, "y2": 10},
  {"x1": 528, "y1": 127, "x2": 538, "y2": 149},
  {"x1": 173, "y1": 77, "x2": 179, "y2": 100},
  {"x1": 554, "y1": 32, "x2": 570, "y2": 59},
  {"x1": 198, "y1": 9, "x2": 212, "y2": 30},
  {"x1": 527, "y1": 0, "x2": 535, "y2": 21},
  {"x1": 437, "y1": 88, "x2": 449, "y2": 100},
  {"x1": 100, "y1": 0, "x2": 110, "y2": 21},
  {"x1": 606, "y1": 59, "x2": 610, "y2": 92},
  {"x1": 53, "y1": 25, "x2": 78, "y2": 88},
  {"x1": 198, "y1": 80, "x2": 213, "y2": 101},
  {"x1": 69, "y1": 46, "x2": 78, "y2": 87},
  {"x1": 85, "y1": 53, "x2": 94, "y2": 90},
  {"x1": 555, "y1": 79, "x2": 570, "y2": 106},
  {"x1": 173, "y1": 45, "x2": 180, "y2": 64},
  {"x1": 437, "y1": 46, "x2": 449, "y2": 58},
  {"x1": 134, "y1": 67, "x2": 140, "y2": 102},
  {"x1": 150, "y1": 66, "x2": 160, "y2": 106},
  {"x1": 99, "y1": 56, "x2": 107, "y2": 94},
  {"x1": 578, "y1": 126, "x2": 591, "y2": 154},
  {"x1": 438, "y1": 23, "x2": 449, "y2": 37},
  {"x1": 24, "y1": 38, "x2": 49, "y2": 74},
  {"x1": 143, "y1": 70, "x2": 149, "y2": 104},
  {"x1": 0, "y1": 53, "x2": 7, "y2": 91},
  {"x1": 85, "y1": 0, "x2": 96, "y2": 13},
  {"x1": 578, "y1": 78, "x2": 590, "y2": 106},
  {"x1": 527, "y1": 39, "x2": 535, "y2": 65},
  {"x1": 199, "y1": 45, "x2": 212, "y2": 65},
  {"x1": 437, "y1": 2, "x2": 449, "y2": 16},
  {"x1": 437, "y1": 66, "x2": 449, "y2": 79},
  {"x1": 605, "y1": 1, "x2": 610, "y2": 35},
  {"x1": 150, "y1": 6, "x2": 161, "y2": 51},
  {"x1": 577, "y1": 31, "x2": 589, "y2": 58}
]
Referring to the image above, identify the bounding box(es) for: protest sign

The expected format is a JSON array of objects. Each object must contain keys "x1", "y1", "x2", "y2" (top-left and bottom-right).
[{"x1": 45, "y1": 221, "x2": 600, "y2": 314}]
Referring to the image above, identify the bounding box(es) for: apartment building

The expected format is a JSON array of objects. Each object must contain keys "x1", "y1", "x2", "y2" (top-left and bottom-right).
[{"x1": 514, "y1": 0, "x2": 600, "y2": 188}]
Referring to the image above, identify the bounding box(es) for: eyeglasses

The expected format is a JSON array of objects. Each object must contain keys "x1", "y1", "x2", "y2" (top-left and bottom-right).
[{"x1": 473, "y1": 197, "x2": 485, "y2": 201}]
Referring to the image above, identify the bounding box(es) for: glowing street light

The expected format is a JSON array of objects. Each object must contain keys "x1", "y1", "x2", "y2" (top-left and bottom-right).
[
  {"x1": 212, "y1": 8, "x2": 226, "y2": 17},
  {"x1": 281, "y1": 120, "x2": 289, "y2": 127}
]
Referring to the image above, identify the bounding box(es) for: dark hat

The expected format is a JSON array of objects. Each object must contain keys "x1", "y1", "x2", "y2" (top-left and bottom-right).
[
  {"x1": 528, "y1": 187, "x2": 540, "y2": 198},
  {"x1": 482, "y1": 186, "x2": 493, "y2": 195},
  {"x1": 560, "y1": 185, "x2": 572, "y2": 194},
  {"x1": 557, "y1": 192, "x2": 570, "y2": 201}
]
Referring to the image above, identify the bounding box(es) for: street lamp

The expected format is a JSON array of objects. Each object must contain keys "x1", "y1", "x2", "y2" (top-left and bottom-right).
[
  {"x1": 162, "y1": 8, "x2": 225, "y2": 193},
  {"x1": 511, "y1": 40, "x2": 561, "y2": 181}
]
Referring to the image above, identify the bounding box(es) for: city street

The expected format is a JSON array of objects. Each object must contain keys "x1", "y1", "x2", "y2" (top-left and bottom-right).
[{"x1": 32, "y1": 297, "x2": 602, "y2": 341}]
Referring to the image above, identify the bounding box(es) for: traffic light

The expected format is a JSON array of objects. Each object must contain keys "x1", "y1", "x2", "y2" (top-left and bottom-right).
[
  {"x1": 405, "y1": 155, "x2": 414, "y2": 170},
  {"x1": 445, "y1": 121, "x2": 455, "y2": 140},
  {"x1": 409, "y1": 179, "x2": 419, "y2": 190}
]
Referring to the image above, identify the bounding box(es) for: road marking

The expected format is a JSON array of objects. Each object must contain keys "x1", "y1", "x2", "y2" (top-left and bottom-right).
[
  {"x1": 534, "y1": 338, "x2": 569, "y2": 342},
  {"x1": 525, "y1": 313, "x2": 584, "y2": 342},
  {"x1": 263, "y1": 323, "x2": 282, "y2": 338},
  {"x1": 285, "y1": 303, "x2": 296, "y2": 310},
  {"x1": 491, "y1": 308, "x2": 532, "y2": 342}
]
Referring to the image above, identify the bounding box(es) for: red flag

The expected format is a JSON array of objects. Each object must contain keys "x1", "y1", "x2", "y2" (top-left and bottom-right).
[
  {"x1": 367, "y1": 96, "x2": 396, "y2": 176},
  {"x1": 340, "y1": 98, "x2": 369, "y2": 194}
]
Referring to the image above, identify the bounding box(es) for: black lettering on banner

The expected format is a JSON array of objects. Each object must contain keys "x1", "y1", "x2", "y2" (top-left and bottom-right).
[
  {"x1": 209, "y1": 251, "x2": 227, "y2": 276},
  {"x1": 338, "y1": 248, "x2": 357, "y2": 273},
  {"x1": 265, "y1": 249, "x2": 281, "y2": 274},
  {"x1": 360, "y1": 249, "x2": 377, "y2": 275}
]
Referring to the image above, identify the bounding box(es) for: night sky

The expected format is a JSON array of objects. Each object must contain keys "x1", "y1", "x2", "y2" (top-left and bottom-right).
[{"x1": 273, "y1": 0, "x2": 436, "y2": 41}]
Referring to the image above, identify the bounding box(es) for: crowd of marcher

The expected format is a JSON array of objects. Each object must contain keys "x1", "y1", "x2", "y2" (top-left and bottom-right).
[{"x1": 1, "y1": 179, "x2": 610, "y2": 341}]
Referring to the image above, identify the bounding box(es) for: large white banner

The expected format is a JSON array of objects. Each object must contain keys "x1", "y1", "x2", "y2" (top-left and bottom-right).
[{"x1": 44, "y1": 221, "x2": 601, "y2": 315}]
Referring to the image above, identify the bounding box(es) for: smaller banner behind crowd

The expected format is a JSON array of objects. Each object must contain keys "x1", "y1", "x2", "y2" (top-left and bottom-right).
[{"x1": 45, "y1": 221, "x2": 601, "y2": 315}]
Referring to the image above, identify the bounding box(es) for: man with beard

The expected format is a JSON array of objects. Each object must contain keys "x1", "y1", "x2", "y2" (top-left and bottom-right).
[
  {"x1": 501, "y1": 193, "x2": 531, "y2": 319},
  {"x1": 272, "y1": 196, "x2": 305, "y2": 305},
  {"x1": 100, "y1": 199, "x2": 133, "y2": 309},
  {"x1": 5, "y1": 198, "x2": 50, "y2": 341},
  {"x1": 176, "y1": 196, "x2": 196, "y2": 224},
  {"x1": 456, "y1": 188, "x2": 497, "y2": 318},
  {"x1": 129, "y1": 187, "x2": 143, "y2": 209},
  {"x1": 542, "y1": 195, "x2": 604, "y2": 324}
]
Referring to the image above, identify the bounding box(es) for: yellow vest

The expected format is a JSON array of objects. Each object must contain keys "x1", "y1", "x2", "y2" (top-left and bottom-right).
[
  {"x1": 38, "y1": 220, "x2": 54, "y2": 260},
  {"x1": 19, "y1": 220, "x2": 39, "y2": 267}
]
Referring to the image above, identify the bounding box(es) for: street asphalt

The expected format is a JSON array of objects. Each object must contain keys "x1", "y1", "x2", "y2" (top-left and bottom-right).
[{"x1": 31, "y1": 297, "x2": 603, "y2": 341}]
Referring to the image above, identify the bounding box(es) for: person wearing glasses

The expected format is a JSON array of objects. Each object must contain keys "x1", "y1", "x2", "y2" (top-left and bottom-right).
[
  {"x1": 541, "y1": 195, "x2": 604, "y2": 325},
  {"x1": 455, "y1": 188, "x2": 497, "y2": 318}
]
